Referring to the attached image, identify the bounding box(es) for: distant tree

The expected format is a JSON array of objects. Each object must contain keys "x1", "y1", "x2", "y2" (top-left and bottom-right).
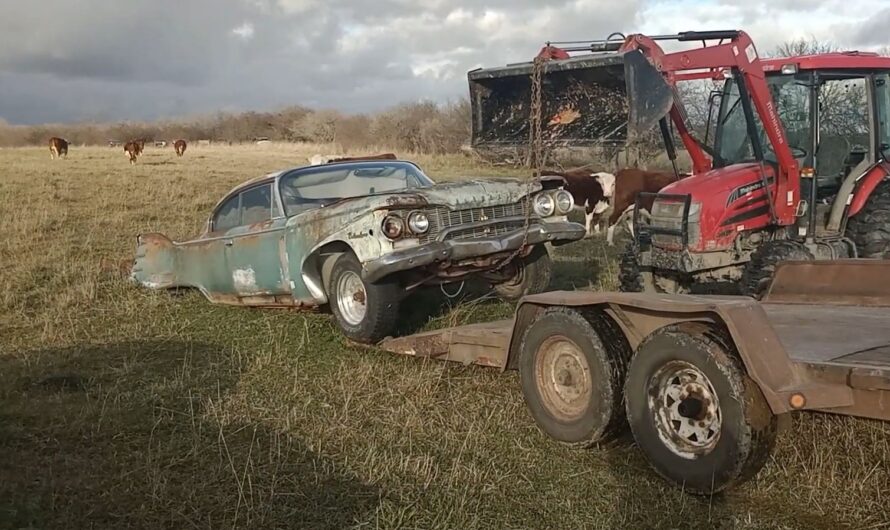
[{"x1": 770, "y1": 38, "x2": 839, "y2": 58}]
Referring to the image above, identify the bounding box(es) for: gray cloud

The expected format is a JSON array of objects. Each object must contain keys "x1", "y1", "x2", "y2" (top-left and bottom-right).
[{"x1": 0, "y1": 0, "x2": 885, "y2": 124}]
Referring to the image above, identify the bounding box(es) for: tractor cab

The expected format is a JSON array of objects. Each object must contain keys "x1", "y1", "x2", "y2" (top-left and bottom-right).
[{"x1": 712, "y1": 55, "x2": 890, "y2": 234}]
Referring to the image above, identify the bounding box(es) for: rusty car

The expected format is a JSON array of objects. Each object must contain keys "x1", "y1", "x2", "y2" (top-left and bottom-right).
[{"x1": 131, "y1": 159, "x2": 585, "y2": 342}]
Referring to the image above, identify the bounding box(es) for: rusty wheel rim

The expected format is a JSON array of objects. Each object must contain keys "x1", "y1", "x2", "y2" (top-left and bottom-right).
[
  {"x1": 534, "y1": 335, "x2": 592, "y2": 422},
  {"x1": 336, "y1": 271, "x2": 367, "y2": 326},
  {"x1": 648, "y1": 361, "x2": 721, "y2": 458}
]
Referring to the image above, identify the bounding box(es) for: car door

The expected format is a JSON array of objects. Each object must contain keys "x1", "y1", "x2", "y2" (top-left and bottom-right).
[
  {"x1": 175, "y1": 193, "x2": 240, "y2": 299},
  {"x1": 223, "y1": 183, "x2": 290, "y2": 301}
]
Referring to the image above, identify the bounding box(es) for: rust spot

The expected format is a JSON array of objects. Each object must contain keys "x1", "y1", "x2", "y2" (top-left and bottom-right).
[{"x1": 353, "y1": 290, "x2": 366, "y2": 304}]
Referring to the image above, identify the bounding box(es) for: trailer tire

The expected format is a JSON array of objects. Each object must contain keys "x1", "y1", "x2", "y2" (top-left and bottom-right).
[
  {"x1": 740, "y1": 240, "x2": 814, "y2": 299},
  {"x1": 624, "y1": 324, "x2": 777, "y2": 494},
  {"x1": 493, "y1": 245, "x2": 552, "y2": 301},
  {"x1": 327, "y1": 252, "x2": 401, "y2": 344},
  {"x1": 846, "y1": 180, "x2": 890, "y2": 258},
  {"x1": 518, "y1": 307, "x2": 628, "y2": 447}
]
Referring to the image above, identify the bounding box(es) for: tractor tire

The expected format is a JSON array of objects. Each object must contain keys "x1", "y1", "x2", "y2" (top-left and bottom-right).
[
  {"x1": 845, "y1": 180, "x2": 890, "y2": 258},
  {"x1": 619, "y1": 241, "x2": 688, "y2": 294},
  {"x1": 624, "y1": 323, "x2": 778, "y2": 495},
  {"x1": 518, "y1": 307, "x2": 629, "y2": 447},
  {"x1": 327, "y1": 253, "x2": 401, "y2": 344},
  {"x1": 740, "y1": 240, "x2": 814, "y2": 299},
  {"x1": 493, "y1": 245, "x2": 552, "y2": 301}
]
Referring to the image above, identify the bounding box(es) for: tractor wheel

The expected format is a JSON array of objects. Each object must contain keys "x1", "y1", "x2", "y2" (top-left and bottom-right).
[
  {"x1": 624, "y1": 323, "x2": 778, "y2": 495},
  {"x1": 845, "y1": 180, "x2": 890, "y2": 258},
  {"x1": 518, "y1": 307, "x2": 629, "y2": 447},
  {"x1": 327, "y1": 253, "x2": 401, "y2": 343},
  {"x1": 740, "y1": 240, "x2": 814, "y2": 299},
  {"x1": 493, "y1": 245, "x2": 552, "y2": 301},
  {"x1": 619, "y1": 241, "x2": 688, "y2": 294}
]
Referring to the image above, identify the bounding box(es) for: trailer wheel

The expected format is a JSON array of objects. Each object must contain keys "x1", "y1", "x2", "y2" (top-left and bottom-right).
[
  {"x1": 740, "y1": 240, "x2": 814, "y2": 299},
  {"x1": 624, "y1": 324, "x2": 777, "y2": 494},
  {"x1": 493, "y1": 245, "x2": 552, "y2": 301},
  {"x1": 327, "y1": 253, "x2": 401, "y2": 343},
  {"x1": 518, "y1": 307, "x2": 627, "y2": 447},
  {"x1": 845, "y1": 180, "x2": 890, "y2": 258}
]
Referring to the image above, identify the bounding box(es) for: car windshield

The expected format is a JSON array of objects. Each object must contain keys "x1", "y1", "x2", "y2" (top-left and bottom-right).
[
  {"x1": 278, "y1": 161, "x2": 433, "y2": 216},
  {"x1": 715, "y1": 73, "x2": 812, "y2": 167}
]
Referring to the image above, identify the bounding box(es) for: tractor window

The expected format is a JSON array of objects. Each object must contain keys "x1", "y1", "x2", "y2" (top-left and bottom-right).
[
  {"x1": 876, "y1": 74, "x2": 890, "y2": 161},
  {"x1": 715, "y1": 74, "x2": 811, "y2": 167},
  {"x1": 816, "y1": 76, "x2": 870, "y2": 181}
]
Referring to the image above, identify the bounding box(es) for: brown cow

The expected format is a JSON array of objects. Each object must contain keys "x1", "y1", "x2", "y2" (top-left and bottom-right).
[
  {"x1": 123, "y1": 140, "x2": 143, "y2": 164},
  {"x1": 541, "y1": 168, "x2": 615, "y2": 237},
  {"x1": 174, "y1": 139, "x2": 187, "y2": 157},
  {"x1": 49, "y1": 137, "x2": 69, "y2": 159},
  {"x1": 601, "y1": 168, "x2": 680, "y2": 245}
]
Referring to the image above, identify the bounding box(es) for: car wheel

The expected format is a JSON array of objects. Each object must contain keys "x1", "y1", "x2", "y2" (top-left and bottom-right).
[
  {"x1": 518, "y1": 307, "x2": 630, "y2": 447},
  {"x1": 624, "y1": 323, "x2": 778, "y2": 494},
  {"x1": 493, "y1": 245, "x2": 552, "y2": 301},
  {"x1": 327, "y1": 253, "x2": 401, "y2": 343}
]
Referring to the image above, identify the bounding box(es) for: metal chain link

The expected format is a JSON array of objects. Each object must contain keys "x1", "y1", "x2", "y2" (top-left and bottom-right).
[{"x1": 494, "y1": 55, "x2": 548, "y2": 275}]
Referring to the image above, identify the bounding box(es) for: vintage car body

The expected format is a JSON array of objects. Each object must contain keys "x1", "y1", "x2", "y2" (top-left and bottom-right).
[{"x1": 132, "y1": 160, "x2": 585, "y2": 341}]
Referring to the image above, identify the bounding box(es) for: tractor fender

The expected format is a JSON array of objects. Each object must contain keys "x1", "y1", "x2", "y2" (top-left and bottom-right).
[{"x1": 847, "y1": 161, "x2": 890, "y2": 218}]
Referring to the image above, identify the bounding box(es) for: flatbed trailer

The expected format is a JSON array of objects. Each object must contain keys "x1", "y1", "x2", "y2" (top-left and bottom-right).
[{"x1": 380, "y1": 260, "x2": 890, "y2": 494}]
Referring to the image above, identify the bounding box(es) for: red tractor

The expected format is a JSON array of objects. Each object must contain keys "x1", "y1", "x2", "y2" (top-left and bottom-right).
[{"x1": 469, "y1": 30, "x2": 890, "y2": 295}]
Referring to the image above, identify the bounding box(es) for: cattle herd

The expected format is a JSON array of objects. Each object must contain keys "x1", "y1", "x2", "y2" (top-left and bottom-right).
[
  {"x1": 48, "y1": 136, "x2": 188, "y2": 164},
  {"x1": 45, "y1": 137, "x2": 677, "y2": 241}
]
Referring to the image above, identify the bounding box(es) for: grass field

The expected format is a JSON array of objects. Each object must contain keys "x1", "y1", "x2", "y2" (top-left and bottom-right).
[{"x1": 1, "y1": 144, "x2": 888, "y2": 529}]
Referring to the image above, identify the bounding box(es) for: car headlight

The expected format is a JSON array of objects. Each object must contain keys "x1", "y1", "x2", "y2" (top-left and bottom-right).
[
  {"x1": 554, "y1": 190, "x2": 574, "y2": 215},
  {"x1": 407, "y1": 211, "x2": 430, "y2": 234},
  {"x1": 382, "y1": 215, "x2": 404, "y2": 239},
  {"x1": 533, "y1": 193, "x2": 556, "y2": 217}
]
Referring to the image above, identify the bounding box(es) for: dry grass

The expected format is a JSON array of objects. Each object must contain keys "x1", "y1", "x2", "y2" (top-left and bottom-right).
[{"x1": 0, "y1": 145, "x2": 888, "y2": 529}]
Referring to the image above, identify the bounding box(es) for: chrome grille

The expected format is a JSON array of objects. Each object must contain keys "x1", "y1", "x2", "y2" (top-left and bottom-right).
[
  {"x1": 443, "y1": 221, "x2": 527, "y2": 241},
  {"x1": 418, "y1": 201, "x2": 530, "y2": 243}
]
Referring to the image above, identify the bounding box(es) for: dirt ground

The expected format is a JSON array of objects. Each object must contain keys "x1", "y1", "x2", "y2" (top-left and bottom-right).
[{"x1": 0, "y1": 144, "x2": 887, "y2": 529}]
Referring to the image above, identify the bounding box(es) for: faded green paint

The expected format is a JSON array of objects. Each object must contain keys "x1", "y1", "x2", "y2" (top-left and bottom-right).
[{"x1": 131, "y1": 169, "x2": 578, "y2": 308}]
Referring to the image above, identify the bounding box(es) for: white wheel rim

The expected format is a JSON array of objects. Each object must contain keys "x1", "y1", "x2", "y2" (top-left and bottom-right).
[
  {"x1": 336, "y1": 271, "x2": 367, "y2": 326},
  {"x1": 648, "y1": 360, "x2": 722, "y2": 458},
  {"x1": 535, "y1": 336, "x2": 592, "y2": 421}
]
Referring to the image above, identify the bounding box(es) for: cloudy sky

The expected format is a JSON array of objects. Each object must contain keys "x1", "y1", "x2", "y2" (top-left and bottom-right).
[{"x1": 0, "y1": 0, "x2": 887, "y2": 124}]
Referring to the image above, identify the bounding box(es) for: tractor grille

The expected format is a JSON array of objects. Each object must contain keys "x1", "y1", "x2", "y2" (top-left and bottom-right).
[{"x1": 419, "y1": 201, "x2": 530, "y2": 243}]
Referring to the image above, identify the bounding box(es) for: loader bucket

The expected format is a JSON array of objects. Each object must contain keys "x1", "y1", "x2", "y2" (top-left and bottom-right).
[{"x1": 468, "y1": 49, "x2": 673, "y2": 148}]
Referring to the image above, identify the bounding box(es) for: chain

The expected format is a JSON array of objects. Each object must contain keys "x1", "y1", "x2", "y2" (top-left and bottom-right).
[{"x1": 494, "y1": 56, "x2": 548, "y2": 275}]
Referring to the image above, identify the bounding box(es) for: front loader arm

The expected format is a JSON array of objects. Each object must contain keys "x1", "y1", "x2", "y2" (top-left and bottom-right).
[{"x1": 620, "y1": 31, "x2": 800, "y2": 225}]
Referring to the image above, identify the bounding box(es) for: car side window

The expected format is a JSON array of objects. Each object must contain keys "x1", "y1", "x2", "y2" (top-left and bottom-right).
[
  {"x1": 213, "y1": 194, "x2": 241, "y2": 232},
  {"x1": 240, "y1": 184, "x2": 273, "y2": 226}
]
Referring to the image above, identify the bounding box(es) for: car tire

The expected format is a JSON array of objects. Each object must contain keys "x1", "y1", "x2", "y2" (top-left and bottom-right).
[
  {"x1": 327, "y1": 253, "x2": 401, "y2": 343},
  {"x1": 845, "y1": 180, "x2": 890, "y2": 258},
  {"x1": 624, "y1": 323, "x2": 777, "y2": 494},
  {"x1": 493, "y1": 245, "x2": 552, "y2": 301},
  {"x1": 518, "y1": 307, "x2": 630, "y2": 447},
  {"x1": 739, "y1": 240, "x2": 814, "y2": 299}
]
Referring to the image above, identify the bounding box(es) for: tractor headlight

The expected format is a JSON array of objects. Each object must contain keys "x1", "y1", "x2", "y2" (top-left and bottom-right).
[
  {"x1": 533, "y1": 193, "x2": 556, "y2": 217},
  {"x1": 382, "y1": 215, "x2": 404, "y2": 240},
  {"x1": 554, "y1": 190, "x2": 574, "y2": 215},
  {"x1": 407, "y1": 211, "x2": 430, "y2": 234}
]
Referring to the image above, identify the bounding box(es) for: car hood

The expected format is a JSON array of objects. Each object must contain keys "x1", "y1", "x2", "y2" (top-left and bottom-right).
[{"x1": 391, "y1": 178, "x2": 542, "y2": 208}]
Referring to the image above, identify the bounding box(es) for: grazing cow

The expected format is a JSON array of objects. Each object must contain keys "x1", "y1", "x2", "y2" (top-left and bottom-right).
[
  {"x1": 174, "y1": 139, "x2": 187, "y2": 157},
  {"x1": 541, "y1": 168, "x2": 616, "y2": 237},
  {"x1": 308, "y1": 154, "x2": 342, "y2": 166},
  {"x1": 49, "y1": 137, "x2": 69, "y2": 159},
  {"x1": 123, "y1": 141, "x2": 143, "y2": 164},
  {"x1": 545, "y1": 167, "x2": 680, "y2": 244}
]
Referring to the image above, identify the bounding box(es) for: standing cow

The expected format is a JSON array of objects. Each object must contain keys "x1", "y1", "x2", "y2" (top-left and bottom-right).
[
  {"x1": 49, "y1": 137, "x2": 69, "y2": 159},
  {"x1": 173, "y1": 139, "x2": 187, "y2": 157},
  {"x1": 123, "y1": 140, "x2": 143, "y2": 164}
]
